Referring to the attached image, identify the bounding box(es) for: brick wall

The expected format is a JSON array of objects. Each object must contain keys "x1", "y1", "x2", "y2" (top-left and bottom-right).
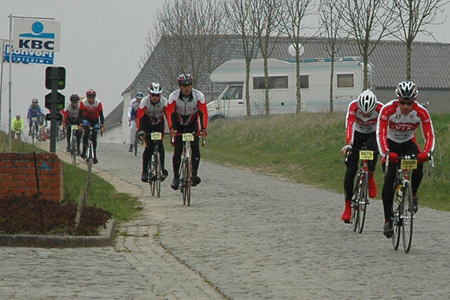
[{"x1": 0, "y1": 153, "x2": 63, "y2": 202}]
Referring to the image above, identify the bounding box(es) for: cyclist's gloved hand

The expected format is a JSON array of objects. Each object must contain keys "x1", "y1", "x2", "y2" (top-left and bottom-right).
[
  {"x1": 417, "y1": 152, "x2": 429, "y2": 163},
  {"x1": 388, "y1": 152, "x2": 399, "y2": 163},
  {"x1": 341, "y1": 145, "x2": 352, "y2": 156},
  {"x1": 138, "y1": 130, "x2": 145, "y2": 140}
]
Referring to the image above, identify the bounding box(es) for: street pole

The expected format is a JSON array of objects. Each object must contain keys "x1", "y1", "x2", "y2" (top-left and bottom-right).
[
  {"x1": 0, "y1": 39, "x2": 5, "y2": 131},
  {"x1": 8, "y1": 14, "x2": 13, "y2": 150},
  {"x1": 49, "y1": 67, "x2": 58, "y2": 153}
]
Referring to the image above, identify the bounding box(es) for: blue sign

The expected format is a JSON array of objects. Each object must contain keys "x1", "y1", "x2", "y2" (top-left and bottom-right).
[
  {"x1": 3, "y1": 44, "x2": 54, "y2": 64},
  {"x1": 13, "y1": 19, "x2": 61, "y2": 52}
]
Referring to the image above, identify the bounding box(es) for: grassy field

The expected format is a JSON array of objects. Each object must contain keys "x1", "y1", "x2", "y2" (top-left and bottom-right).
[
  {"x1": 0, "y1": 132, "x2": 141, "y2": 224},
  {"x1": 201, "y1": 112, "x2": 450, "y2": 212}
]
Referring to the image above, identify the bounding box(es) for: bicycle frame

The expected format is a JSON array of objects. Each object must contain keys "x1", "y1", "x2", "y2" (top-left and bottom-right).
[{"x1": 346, "y1": 146, "x2": 374, "y2": 233}]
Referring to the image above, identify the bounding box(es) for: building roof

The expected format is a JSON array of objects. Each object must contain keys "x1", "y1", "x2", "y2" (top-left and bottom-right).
[{"x1": 104, "y1": 100, "x2": 123, "y2": 131}]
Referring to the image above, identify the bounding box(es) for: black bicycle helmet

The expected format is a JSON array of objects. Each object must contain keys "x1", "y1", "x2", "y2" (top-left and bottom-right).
[
  {"x1": 70, "y1": 94, "x2": 80, "y2": 103},
  {"x1": 395, "y1": 81, "x2": 418, "y2": 100},
  {"x1": 177, "y1": 73, "x2": 194, "y2": 86}
]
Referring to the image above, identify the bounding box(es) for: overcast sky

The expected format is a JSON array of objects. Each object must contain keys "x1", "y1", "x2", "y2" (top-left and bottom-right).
[{"x1": 1, "y1": 0, "x2": 450, "y2": 130}]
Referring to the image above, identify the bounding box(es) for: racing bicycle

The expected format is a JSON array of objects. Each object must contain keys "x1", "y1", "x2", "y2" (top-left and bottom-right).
[
  {"x1": 386, "y1": 152, "x2": 434, "y2": 253},
  {"x1": 144, "y1": 131, "x2": 164, "y2": 197},
  {"x1": 346, "y1": 145, "x2": 376, "y2": 233},
  {"x1": 69, "y1": 124, "x2": 79, "y2": 165},
  {"x1": 133, "y1": 130, "x2": 140, "y2": 156},
  {"x1": 29, "y1": 117, "x2": 38, "y2": 144},
  {"x1": 173, "y1": 132, "x2": 205, "y2": 207}
]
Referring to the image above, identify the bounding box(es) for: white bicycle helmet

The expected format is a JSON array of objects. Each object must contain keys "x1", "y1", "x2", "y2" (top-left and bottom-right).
[
  {"x1": 148, "y1": 82, "x2": 163, "y2": 94},
  {"x1": 357, "y1": 89, "x2": 377, "y2": 114},
  {"x1": 395, "y1": 81, "x2": 418, "y2": 100}
]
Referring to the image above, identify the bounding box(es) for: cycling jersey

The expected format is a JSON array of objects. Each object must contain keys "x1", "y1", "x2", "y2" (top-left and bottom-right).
[
  {"x1": 27, "y1": 104, "x2": 42, "y2": 120},
  {"x1": 377, "y1": 99, "x2": 435, "y2": 157},
  {"x1": 78, "y1": 98, "x2": 105, "y2": 123},
  {"x1": 128, "y1": 98, "x2": 140, "y2": 120},
  {"x1": 166, "y1": 89, "x2": 208, "y2": 130},
  {"x1": 377, "y1": 100, "x2": 435, "y2": 156},
  {"x1": 12, "y1": 118, "x2": 24, "y2": 132},
  {"x1": 62, "y1": 102, "x2": 80, "y2": 125},
  {"x1": 136, "y1": 95, "x2": 167, "y2": 128},
  {"x1": 345, "y1": 100, "x2": 383, "y2": 145}
]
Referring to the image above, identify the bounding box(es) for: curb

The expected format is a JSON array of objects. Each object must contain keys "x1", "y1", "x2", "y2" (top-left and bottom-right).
[{"x1": 0, "y1": 219, "x2": 115, "y2": 248}]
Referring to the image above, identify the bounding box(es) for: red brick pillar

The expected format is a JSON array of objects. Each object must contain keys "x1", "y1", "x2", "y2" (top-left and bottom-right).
[{"x1": 0, "y1": 153, "x2": 63, "y2": 201}]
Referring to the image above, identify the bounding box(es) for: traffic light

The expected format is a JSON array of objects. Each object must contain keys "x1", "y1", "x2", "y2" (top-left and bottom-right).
[
  {"x1": 45, "y1": 92, "x2": 65, "y2": 110},
  {"x1": 45, "y1": 66, "x2": 66, "y2": 89}
]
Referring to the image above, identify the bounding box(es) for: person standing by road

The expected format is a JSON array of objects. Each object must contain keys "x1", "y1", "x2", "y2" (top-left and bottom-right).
[
  {"x1": 341, "y1": 90, "x2": 383, "y2": 223},
  {"x1": 128, "y1": 91, "x2": 144, "y2": 153},
  {"x1": 377, "y1": 81, "x2": 435, "y2": 238},
  {"x1": 78, "y1": 89, "x2": 105, "y2": 164},
  {"x1": 137, "y1": 83, "x2": 168, "y2": 182},
  {"x1": 27, "y1": 98, "x2": 42, "y2": 137},
  {"x1": 166, "y1": 74, "x2": 208, "y2": 190},
  {"x1": 62, "y1": 94, "x2": 82, "y2": 154},
  {"x1": 11, "y1": 114, "x2": 25, "y2": 139}
]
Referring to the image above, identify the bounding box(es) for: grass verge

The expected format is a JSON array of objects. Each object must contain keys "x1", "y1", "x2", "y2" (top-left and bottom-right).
[
  {"x1": 201, "y1": 112, "x2": 450, "y2": 212},
  {"x1": 0, "y1": 132, "x2": 141, "y2": 225}
]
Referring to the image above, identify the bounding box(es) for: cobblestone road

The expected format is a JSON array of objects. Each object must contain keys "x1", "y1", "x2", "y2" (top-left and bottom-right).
[{"x1": 1, "y1": 142, "x2": 449, "y2": 299}]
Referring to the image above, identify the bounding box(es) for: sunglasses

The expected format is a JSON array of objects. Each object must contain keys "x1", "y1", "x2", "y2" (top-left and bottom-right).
[
  {"x1": 150, "y1": 94, "x2": 161, "y2": 97},
  {"x1": 399, "y1": 100, "x2": 414, "y2": 106},
  {"x1": 87, "y1": 95, "x2": 95, "y2": 98}
]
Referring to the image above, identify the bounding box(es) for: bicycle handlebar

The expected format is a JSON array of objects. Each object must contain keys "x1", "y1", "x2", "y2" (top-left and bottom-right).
[
  {"x1": 171, "y1": 131, "x2": 206, "y2": 147},
  {"x1": 384, "y1": 151, "x2": 434, "y2": 177}
]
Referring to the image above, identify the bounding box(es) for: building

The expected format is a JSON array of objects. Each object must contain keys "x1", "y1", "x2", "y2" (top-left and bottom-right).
[{"x1": 105, "y1": 36, "x2": 450, "y2": 144}]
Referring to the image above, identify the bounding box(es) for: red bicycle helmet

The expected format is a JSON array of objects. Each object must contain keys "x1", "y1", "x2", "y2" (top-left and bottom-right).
[{"x1": 86, "y1": 89, "x2": 97, "y2": 98}]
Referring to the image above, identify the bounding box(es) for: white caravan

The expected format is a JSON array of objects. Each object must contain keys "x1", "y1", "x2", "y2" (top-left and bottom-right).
[{"x1": 208, "y1": 57, "x2": 373, "y2": 120}]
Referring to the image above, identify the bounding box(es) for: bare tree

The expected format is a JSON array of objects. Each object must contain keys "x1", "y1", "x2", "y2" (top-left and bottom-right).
[
  {"x1": 250, "y1": 0, "x2": 283, "y2": 115},
  {"x1": 145, "y1": 0, "x2": 226, "y2": 93},
  {"x1": 280, "y1": 0, "x2": 314, "y2": 114},
  {"x1": 318, "y1": 0, "x2": 348, "y2": 112},
  {"x1": 390, "y1": 0, "x2": 449, "y2": 80},
  {"x1": 338, "y1": 0, "x2": 397, "y2": 89},
  {"x1": 223, "y1": 0, "x2": 260, "y2": 116}
]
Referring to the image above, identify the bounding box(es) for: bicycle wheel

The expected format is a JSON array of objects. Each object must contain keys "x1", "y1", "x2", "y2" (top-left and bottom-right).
[
  {"x1": 392, "y1": 192, "x2": 401, "y2": 250},
  {"x1": 31, "y1": 124, "x2": 36, "y2": 144},
  {"x1": 149, "y1": 153, "x2": 156, "y2": 196},
  {"x1": 71, "y1": 137, "x2": 77, "y2": 165},
  {"x1": 185, "y1": 157, "x2": 192, "y2": 207},
  {"x1": 180, "y1": 158, "x2": 187, "y2": 205},
  {"x1": 134, "y1": 134, "x2": 139, "y2": 156},
  {"x1": 357, "y1": 172, "x2": 368, "y2": 233},
  {"x1": 401, "y1": 182, "x2": 414, "y2": 253},
  {"x1": 351, "y1": 181, "x2": 360, "y2": 232},
  {"x1": 155, "y1": 151, "x2": 161, "y2": 198}
]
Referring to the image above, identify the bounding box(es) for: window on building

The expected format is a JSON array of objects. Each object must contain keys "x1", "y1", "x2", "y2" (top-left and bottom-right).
[
  {"x1": 300, "y1": 75, "x2": 309, "y2": 89},
  {"x1": 253, "y1": 76, "x2": 288, "y2": 90},
  {"x1": 337, "y1": 74, "x2": 354, "y2": 88}
]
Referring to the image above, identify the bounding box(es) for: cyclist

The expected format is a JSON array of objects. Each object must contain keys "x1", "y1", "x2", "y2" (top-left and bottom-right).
[
  {"x1": 11, "y1": 114, "x2": 24, "y2": 139},
  {"x1": 377, "y1": 81, "x2": 435, "y2": 238},
  {"x1": 128, "y1": 91, "x2": 144, "y2": 152},
  {"x1": 78, "y1": 89, "x2": 105, "y2": 164},
  {"x1": 136, "y1": 83, "x2": 169, "y2": 182},
  {"x1": 166, "y1": 74, "x2": 208, "y2": 190},
  {"x1": 27, "y1": 98, "x2": 42, "y2": 137},
  {"x1": 341, "y1": 90, "x2": 383, "y2": 223},
  {"x1": 62, "y1": 94, "x2": 82, "y2": 154}
]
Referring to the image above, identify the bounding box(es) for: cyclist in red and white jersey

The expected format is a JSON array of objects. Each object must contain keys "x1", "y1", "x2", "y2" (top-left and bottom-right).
[
  {"x1": 78, "y1": 89, "x2": 105, "y2": 164},
  {"x1": 341, "y1": 90, "x2": 383, "y2": 223},
  {"x1": 377, "y1": 81, "x2": 435, "y2": 238},
  {"x1": 166, "y1": 74, "x2": 208, "y2": 190},
  {"x1": 62, "y1": 94, "x2": 82, "y2": 154},
  {"x1": 136, "y1": 83, "x2": 169, "y2": 182}
]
